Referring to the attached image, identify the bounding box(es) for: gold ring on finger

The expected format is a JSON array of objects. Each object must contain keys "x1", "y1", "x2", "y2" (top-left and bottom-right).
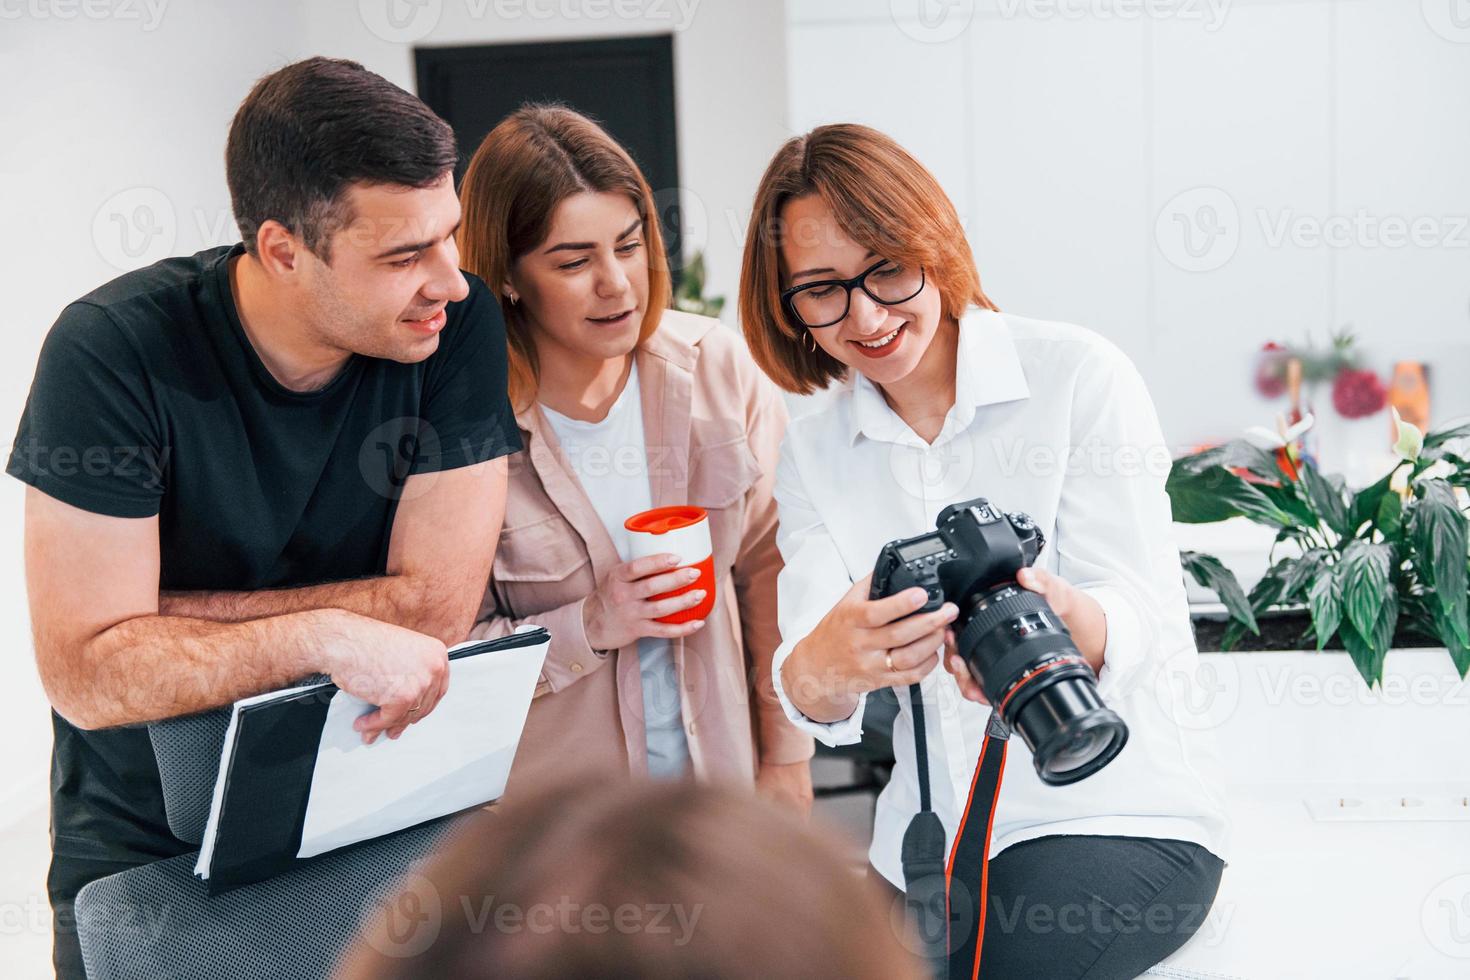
[{"x1": 885, "y1": 652, "x2": 894, "y2": 672}]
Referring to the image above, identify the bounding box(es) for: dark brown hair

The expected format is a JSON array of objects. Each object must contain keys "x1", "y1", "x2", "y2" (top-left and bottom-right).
[
  {"x1": 457, "y1": 103, "x2": 671, "y2": 411},
  {"x1": 226, "y1": 56, "x2": 458, "y2": 263},
  {"x1": 338, "y1": 779, "x2": 925, "y2": 980},
  {"x1": 739, "y1": 123, "x2": 997, "y2": 394}
]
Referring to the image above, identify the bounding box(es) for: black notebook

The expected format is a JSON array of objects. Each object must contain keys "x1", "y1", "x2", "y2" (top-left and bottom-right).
[{"x1": 193, "y1": 626, "x2": 549, "y2": 894}]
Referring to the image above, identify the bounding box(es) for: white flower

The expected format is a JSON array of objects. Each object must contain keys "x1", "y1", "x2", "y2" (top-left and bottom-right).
[
  {"x1": 1244, "y1": 412, "x2": 1315, "y2": 450},
  {"x1": 1391, "y1": 407, "x2": 1424, "y2": 462}
]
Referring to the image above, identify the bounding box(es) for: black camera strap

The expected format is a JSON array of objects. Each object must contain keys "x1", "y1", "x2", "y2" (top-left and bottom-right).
[{"x1": 900, "y1": 683, "x2": 1010, "y2": 980}]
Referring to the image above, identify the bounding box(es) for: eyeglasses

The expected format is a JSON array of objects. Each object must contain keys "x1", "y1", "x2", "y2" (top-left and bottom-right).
[{"x1": 780, "y1": 259, "x2": 926, "y2": 330}]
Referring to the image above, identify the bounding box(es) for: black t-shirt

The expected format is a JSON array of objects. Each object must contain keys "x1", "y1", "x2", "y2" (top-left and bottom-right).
[{"x1": 7, "y1": 243, "x2": 519, "y2": 877}]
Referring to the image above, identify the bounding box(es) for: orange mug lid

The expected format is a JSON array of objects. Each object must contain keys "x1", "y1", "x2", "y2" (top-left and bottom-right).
[{"x1": 624, "y1": 505, "x2": 707, "y2": 535}]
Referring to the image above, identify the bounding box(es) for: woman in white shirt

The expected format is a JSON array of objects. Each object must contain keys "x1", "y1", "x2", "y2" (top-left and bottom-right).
[{"x1": 738, "y1": 123, "x2": 1229, "y2": 979}]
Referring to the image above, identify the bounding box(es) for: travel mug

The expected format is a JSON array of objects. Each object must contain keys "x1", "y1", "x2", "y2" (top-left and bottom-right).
[{"x1": 624, "y1": 505, "x2": 716, "y2": 624}]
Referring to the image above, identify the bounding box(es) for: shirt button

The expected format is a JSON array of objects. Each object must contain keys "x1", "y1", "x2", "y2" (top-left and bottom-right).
[{"x1": 570, "y1": 662, "x2": 584, "y2": 674}]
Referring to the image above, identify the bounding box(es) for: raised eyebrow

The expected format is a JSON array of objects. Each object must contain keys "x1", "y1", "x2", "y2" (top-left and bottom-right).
[
  {"x1": 375, "y1": 218, "x2": 463, "y2": 260},
  {"x1": 544, "y1": 218, "x2": 644, "y2": 256}
]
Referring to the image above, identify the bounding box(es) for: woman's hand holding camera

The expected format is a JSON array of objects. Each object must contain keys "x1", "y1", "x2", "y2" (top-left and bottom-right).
[
  {"x1": 942, "y1": 566, "x2": 1108, "y2": 705},
  {"x1": 783, "y1": 574, "x2": 958, "y2": 724},
  {"x1": 582, "y1": 553, "x2": 708, "y2": 651}
]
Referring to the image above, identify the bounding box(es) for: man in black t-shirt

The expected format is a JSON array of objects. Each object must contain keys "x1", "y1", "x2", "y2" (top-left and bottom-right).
[{"x1": 8, "y1": 58, "x2": 520, "y2": 978}]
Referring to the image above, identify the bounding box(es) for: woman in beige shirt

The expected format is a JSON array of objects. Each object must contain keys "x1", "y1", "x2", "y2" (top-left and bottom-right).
[{"x1": 456, "y1": 104, "x2": 813, "y2": 809}]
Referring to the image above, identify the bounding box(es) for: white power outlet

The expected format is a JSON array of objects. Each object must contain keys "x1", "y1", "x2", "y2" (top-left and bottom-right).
[{"x1": 1304, "y1": 792, "x2": 1470, "y2": 822}]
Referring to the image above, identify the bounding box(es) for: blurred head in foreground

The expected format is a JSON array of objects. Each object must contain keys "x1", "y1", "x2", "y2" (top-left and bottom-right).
[{"x1": 337, "y1": 779, "x2": 923, "y2": 980}]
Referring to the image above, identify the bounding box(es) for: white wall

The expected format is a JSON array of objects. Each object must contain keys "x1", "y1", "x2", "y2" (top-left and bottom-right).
[
  {"x1": 0, "y1": 5, "x2": 313, "y2": 969},
  {"x1": 786, "y1": 0, "x2": 1470, "y2": 452},
  {"x1": 299, "y1": 0, "x2": 792, "y2": 315}
]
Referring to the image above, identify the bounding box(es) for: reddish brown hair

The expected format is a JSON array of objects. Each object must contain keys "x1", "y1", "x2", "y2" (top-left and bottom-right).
[
  {"x1": 338, "y1": 779, "x2": 926, "y2": 980},
  {"x1": 739, "y1": 124, "x2": 996, "y2": 394},
  {"x1": 457, "y1": 104, "x2": 671, "y2": 411}
]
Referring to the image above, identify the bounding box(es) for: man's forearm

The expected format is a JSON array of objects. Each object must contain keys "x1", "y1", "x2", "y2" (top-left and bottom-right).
[
  {"x1": 48, "y1": 609, "x2": 333, "y2": 731},
  {"x1": 160, "y1": 573, "x2": 473, "y2": 646}
]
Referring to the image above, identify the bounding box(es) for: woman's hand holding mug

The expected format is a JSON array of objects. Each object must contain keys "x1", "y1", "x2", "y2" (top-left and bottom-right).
[{"x1": 582, "y1": 553, "x2": 708, "y2": 651}]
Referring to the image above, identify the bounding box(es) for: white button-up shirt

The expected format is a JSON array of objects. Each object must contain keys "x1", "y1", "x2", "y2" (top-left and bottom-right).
[{"x1": 772, "y1": 308, "x2": 1230, "y2": 888}]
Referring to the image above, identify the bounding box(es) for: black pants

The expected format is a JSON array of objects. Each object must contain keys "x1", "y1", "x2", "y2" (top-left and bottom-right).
[{"x1": 872, "y1": 834, "x2": 1225, "y2": 980}]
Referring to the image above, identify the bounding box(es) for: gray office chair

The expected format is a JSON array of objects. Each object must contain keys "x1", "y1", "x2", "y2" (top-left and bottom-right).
[{"x1": 74, "y1": 708, "x2": 459, "y2": 979}]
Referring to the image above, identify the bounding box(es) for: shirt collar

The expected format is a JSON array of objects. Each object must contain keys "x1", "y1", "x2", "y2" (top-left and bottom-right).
[{"x1": 847, "y1": 308, "x2": 1031, "y2": 446}]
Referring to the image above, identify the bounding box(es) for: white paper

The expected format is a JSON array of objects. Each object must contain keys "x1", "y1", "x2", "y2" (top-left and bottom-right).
[
  {"x1": 193, "y1": 630, "x2": 547, "y2": 878},
  {"x1": 295, "y1": 632, "x2": 547, "y2": 859}
]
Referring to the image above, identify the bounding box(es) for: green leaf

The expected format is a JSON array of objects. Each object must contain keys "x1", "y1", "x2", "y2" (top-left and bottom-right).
[
  {"x1": 1348, "y1": 470, "x2": 1397, "y2": 536},
  {"x1": 1180, "y1": 551, "x2": 1258, "y2": 634},
  {"x1": 1375, "y1": 492, "x2": 1403, "y2": 539},
  {"x1": 1282, "y1": 549, "x2": 1329, "y2": 603},
  {"x1": 1430, "y1": 600, "x2": 1470, "y2": 678},
  {"x1": 1408, "y1": 479, "x2": 1470, "y2": 649},
  {"x1": 1167, "y1": 463, "x2": 1299, "y2": 528},
  {"x1": 1299, "y1": 461, "x2": 1350, "y2": 537},
  {"x1": 1424, "y1": 420, "x2": 1470, "y2": 450},
  {"x1": 1307, "y1": 570, "x2": 1342, "y2": 651},
  {"x1": 1257, "y1": 481, "x2": 1318, "y2": 528},
  {"x1": 1336, "y1": 540, "x2": 1393, "y2": 643},
  {"x1": 1173, "y1": 440, "x2": 1285, "y2": 483},
  {"x1": 1337, "y1": 589, "x2": 1397, "y2": 688}
]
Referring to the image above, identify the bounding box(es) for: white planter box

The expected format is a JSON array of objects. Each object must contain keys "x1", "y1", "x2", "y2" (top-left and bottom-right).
[{"x1": 1149, "y1": 648, "x2": 1470, "y2": 980}]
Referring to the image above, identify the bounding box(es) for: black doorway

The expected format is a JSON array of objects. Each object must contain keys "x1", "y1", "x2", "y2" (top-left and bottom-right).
[{"x1": 415, "y1": 35, "x2": 683, "y2": 275}]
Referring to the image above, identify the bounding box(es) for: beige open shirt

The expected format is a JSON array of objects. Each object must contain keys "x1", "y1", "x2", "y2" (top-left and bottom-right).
[{"x1": 469, "y1": 310, "x2": 814, "y2": 790}]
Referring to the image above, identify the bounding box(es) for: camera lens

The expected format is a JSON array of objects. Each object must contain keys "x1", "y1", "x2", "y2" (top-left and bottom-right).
[{"x1": 955, "y1": 585, "x2": 1128, "y2": 785}]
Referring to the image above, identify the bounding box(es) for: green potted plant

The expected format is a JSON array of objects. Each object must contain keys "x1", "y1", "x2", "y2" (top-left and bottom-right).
[{"x1": 1169, "y1": 411, "x2": 1470, "y2": 687}]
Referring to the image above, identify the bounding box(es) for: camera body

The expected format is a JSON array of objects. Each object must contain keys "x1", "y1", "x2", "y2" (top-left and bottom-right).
[
  {"x1": 869, "y1": 499, "x2": 1044, "y2": 617},
  {"x1": 870, "y1": 497, "x2": 1128, "y2": 785}
]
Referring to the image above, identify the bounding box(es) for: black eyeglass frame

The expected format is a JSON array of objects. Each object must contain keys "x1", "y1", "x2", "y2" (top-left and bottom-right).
[{"x1": 780, "y1": 259, "x2": 927, "y2": 330}]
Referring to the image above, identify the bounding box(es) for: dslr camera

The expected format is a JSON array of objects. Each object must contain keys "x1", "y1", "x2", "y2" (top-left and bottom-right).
[{"x1": 869, "y1": 497, "x2": 1128, "y2": 784}]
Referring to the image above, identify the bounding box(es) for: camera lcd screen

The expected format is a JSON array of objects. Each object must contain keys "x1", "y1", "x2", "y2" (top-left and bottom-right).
[{"x1": 897, "y1": 537, "x2": 947, "y2": 562}]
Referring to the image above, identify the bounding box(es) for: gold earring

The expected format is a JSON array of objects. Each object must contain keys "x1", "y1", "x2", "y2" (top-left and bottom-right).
[{"x1": 806, "y1": 333, "x2": 816, "y2": 353}]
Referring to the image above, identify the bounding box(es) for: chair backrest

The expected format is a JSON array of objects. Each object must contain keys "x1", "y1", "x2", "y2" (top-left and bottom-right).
[{"x1": 148, "y1": 707, "x2": 232, "y2": 845}]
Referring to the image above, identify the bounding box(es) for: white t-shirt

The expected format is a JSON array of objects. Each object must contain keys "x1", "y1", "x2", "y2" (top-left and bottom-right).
[
  {"x1": 772, "y1": 308, "x2": 1231, "y2": 888},
  {"x1": 541, "y1": 361, "x2": 691, "y2": 780}
]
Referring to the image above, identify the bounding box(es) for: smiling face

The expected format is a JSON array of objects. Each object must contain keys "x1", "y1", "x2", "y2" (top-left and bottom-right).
[
  {"x1": 506, "y1": 191, "x2": 651, "y2": 368},
  {"x1": 778, "y1": 194, "x2": 944, "y2": 389},
  {"x1": 294, "y1": 172, "x2": 469, "y2": 363}
]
